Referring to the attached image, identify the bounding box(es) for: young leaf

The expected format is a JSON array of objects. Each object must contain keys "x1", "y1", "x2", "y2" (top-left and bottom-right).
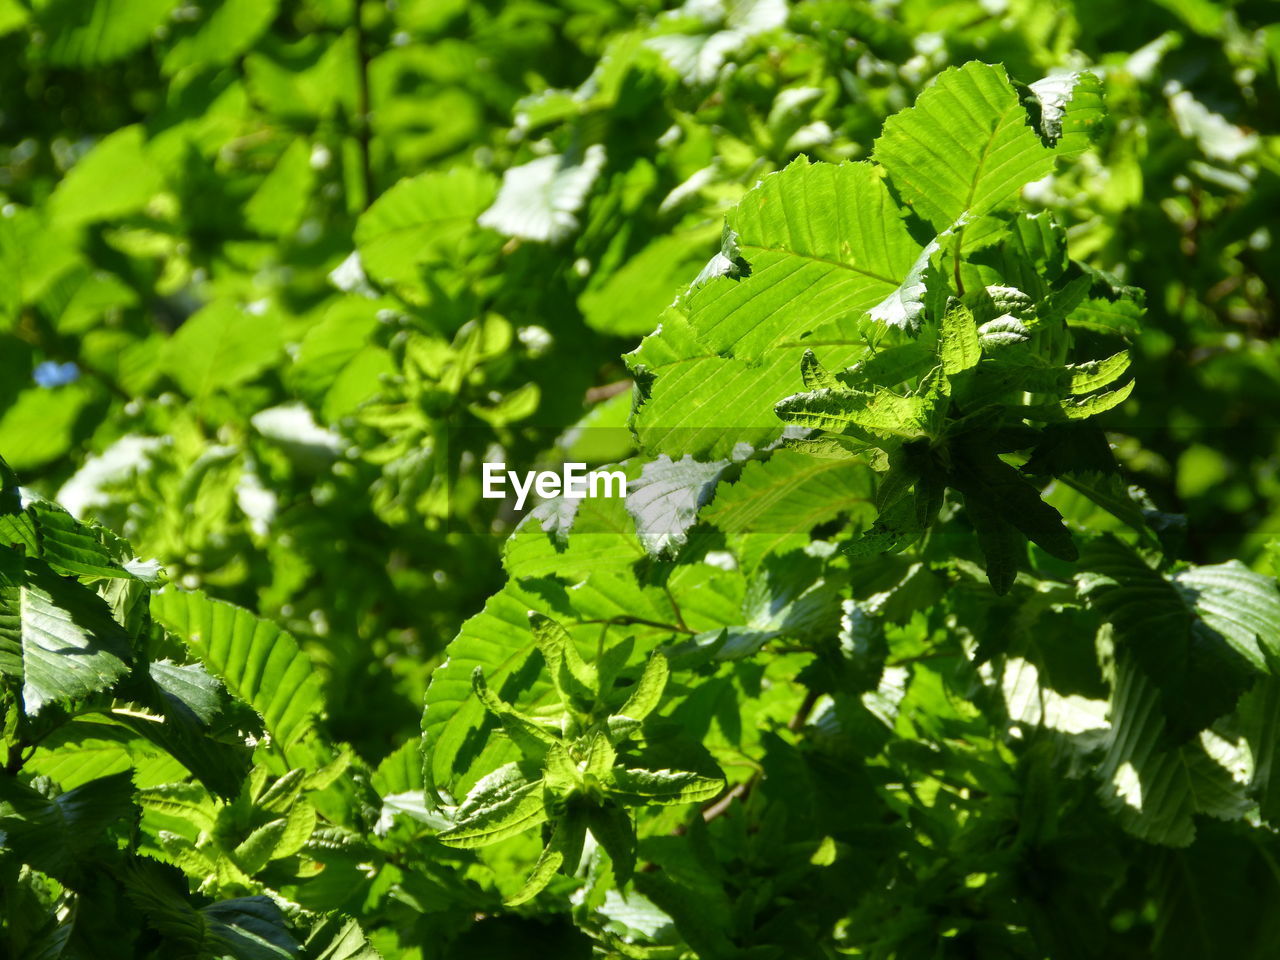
[
  {"x1": 950, "y1": 448, "x2": 1078, "y2": 562},
  {"x1": 608, "y1": 768, "x2": 725, "y2": 807},
  {"x1": 939, "y1": 300, "x2": 981, "y2": 375},
  {"x1": 471, "y1": 666, "x2": 557, "y2": 761},
  {"x1": 799, "y1": 349, "x2": 839, "y2": 390},
  {"x1": 1068, "y1": 352, "x2": 1131, "y2": 394},
  {"x1": 963, "y1": 495, "x2": 1023, "y2": 595},
  {"x1": 505, "y1": 814, "x2": 587, "y2": 906},
  {"x1": 978, "y1": 315, "x2": 1031, "y2": 348},
  {"x1": 869, "y1": 237, "x2": 940, "y2": 331},
  {"x1": 528, "y1": 612, "x2": 598, "y2": 710},
  {"x1": 775, "y1": 387, "x2": 931, "y2": 440},
  {"x1": 587, "y1": 804, "x2": 637, "y2": 884},
  {"x1": 613, "y1": 653, "x2": 670, "y2": 725},
  {"x1": 437, "y1": 764, "x2": 548, "y2": 849}
]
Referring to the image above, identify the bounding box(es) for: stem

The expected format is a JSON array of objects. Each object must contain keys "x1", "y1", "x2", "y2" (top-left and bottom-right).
[
  {"x1": 4, "y1": 741, "x2": 24, "y2": 775},
  {"x1": 596, "y1": 621, "x2": 609, "y2": 663},
  {"x1": 661, "y1": 585, "x2": 690, "y2": 633},
  {"x1": 788, "y1": 688, "x2": 821, "y2": 732},
  {"x1": 578, "y1": 616, "x2": 696, "y2": 636}
]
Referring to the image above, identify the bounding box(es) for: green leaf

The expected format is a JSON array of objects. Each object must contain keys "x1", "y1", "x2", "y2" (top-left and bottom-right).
[
  {"x1": 633, "y1": 834, "x2": 736, "y2": 958},
  {"x1": 580, "y1": 226, "x2": 722, "y2": 337},
  {"x1": 0, "y1": 555, "x2": 132, "y2": 713},
  {"x1": 608, "y1": 767, "x2": 725, "y2": 806},
  {"x1": 529, "y1": 612, "x2": 598, "y2": 709},
  {"x1": 1078, "y1": 541, "x2": 1278, "y2": 739},
  {"x1": 977, "y1": 315, "x2": 1030, "y2": 348},
  {"x1": 504, "y1": 815, "x2": 585, "y2": 906},
  {"x1": 583, "y1": 731, "x2": 617, "y2": 780},
  {"x1": 1096, "y1": 661, "x2": 1250, "y2": 846},
  {"x1": 28, "y1": 500, "x2": 134, "y2": 580},
  {"x1": 775, "y1": 386, "x2": 932, "y2": 440},
  {"x1": 613, "y1": 653, "x2": 669, "y2": 725},
  {"x1": 300, "y1": 916, "x2": 383, "y2": 960},
  {"x1": 700, "y1": 449, "x2": 876, "y2": 566},
  {"x1": 939, "y1": 300, "x2": 980, "y2": 375},
  {"x1": 244, "y1": 137, "x2": 315, "y2": 239},
  {"x1": 684, "y1": 157, "x2": 922, "y2": 359},
  {"x1": 163, "y1": 300, "x2": 284, "y2": 403},
  {"x1": 873, "y1": 61, "x2": 1056, "y2": 231},
  {"x1": 46, "y1": 125, "x2": 163, "y2": 227},
  {"x1": 24, "y1": 721, "x2": 172, "y2": 789},
  {"x1": 37, "y1": 0, "x2": 178, "y2": 66},
  {"x1": 1174, "y1": 561, "x2": 1280, "y2": 670},
  {"x1": 1023, "y1": 379, "x2": 1135, "y2": 421},
  {"x1": 353, "y1": 167, "x2": 497, "y2": 301},
  {"x1": 0, "y1": 383, "x2": 92, "y2": 472},
  {"x1": 139, "y1": 782, "x2": 218, "y2": 834},
  {"x1": 0, "y1": 454, "x2": 19, "y2": 510},
  {"x1": 951, "y1": 447, "x2": 1078, "y2": 562},
  {"x1": 963, "y1": 494, "x2": 1022, "y2": 595},
  {"x1": 471, "y1": 666, "x2": 557, "y2": 760},
  {"x1": 478, "y1": 146, "x2": 606, "y2": 243},
  {"x1": 420, "y1": 586, "x2": 548, "y2": 803},
  {"x1": 503, "y1": 494, "x2": 645, "y2": 582},
  {"x1": 542, "y1": 741, "x2": 582, "y2": 793},
  {"x1": 587, "y1": 804, "x2": 636, "y2": 884},
  {"x1": 150, "y1": 589, "x2": 323, "y2": 753},
  {"x1": 628, "y1": 157, "x2": 922, "y2": 458},
  {"x1": 421, "y1": 576, "x2": 676, "y2": 803},
  {"x1": 799, "y1": 349, "x2": 839, "y2": 390},
  {"x1": 0, "y1": 772, "x2": 136, "y2": 881},
  {"x1": 436, "y1": 763, "x2": 548, "y2": 848},
  {"x1": 127, "y1": 861, "x2": 302, "y2": 960},
  {"x1": 625, "y1": 455, "x2": 729, "y2": 556},
  {"x1": 1068, "y1": 352, "x2": 1131, "y2": 394},
  {"x1": 868, "y1": 236, "x2": 940, "y2": 331},
  {"x1": 120, "y1": 659, "x2": 256, "y2": 799},
  {"x1": 1028, "y1": 71, "x2": 1106, "y2": 156},
  {"x1": 1067, "y1": 296, "x2": 1145, "y2": 335},
  {"x1": 163, "y1": 0, "x2": 279, "y2": 74}
]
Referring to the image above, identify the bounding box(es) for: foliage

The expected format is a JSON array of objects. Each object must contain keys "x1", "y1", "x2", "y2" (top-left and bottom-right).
[{"x1": 3, "y1": 0, "x2": 1280, "y2": 957}]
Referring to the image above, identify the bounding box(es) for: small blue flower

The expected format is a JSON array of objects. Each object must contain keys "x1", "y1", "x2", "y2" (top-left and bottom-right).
[{"x1": 33, "y1": 360, "x2": 80, "y2": 388}]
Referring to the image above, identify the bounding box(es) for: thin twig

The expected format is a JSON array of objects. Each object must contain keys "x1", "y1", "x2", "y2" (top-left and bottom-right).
[
  {"x1": 701, "y1": 780, "x2": 751, "y2": 823},
  {"x1": 585, "y1": 379, "x2": 631, "y2": 404},
  {"x1": 697, "y1": 687, "x2": 819, "y2": 827}
]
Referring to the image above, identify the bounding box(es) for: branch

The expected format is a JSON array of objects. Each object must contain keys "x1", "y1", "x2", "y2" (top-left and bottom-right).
[{"x1": 585, "y1": 379, "x2": 631, "y2": 404}]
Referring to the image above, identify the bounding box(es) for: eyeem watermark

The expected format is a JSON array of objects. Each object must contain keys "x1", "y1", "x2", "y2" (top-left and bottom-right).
[{"x1": 482, "y1": 462, "x2": 627, "y2": 510}]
